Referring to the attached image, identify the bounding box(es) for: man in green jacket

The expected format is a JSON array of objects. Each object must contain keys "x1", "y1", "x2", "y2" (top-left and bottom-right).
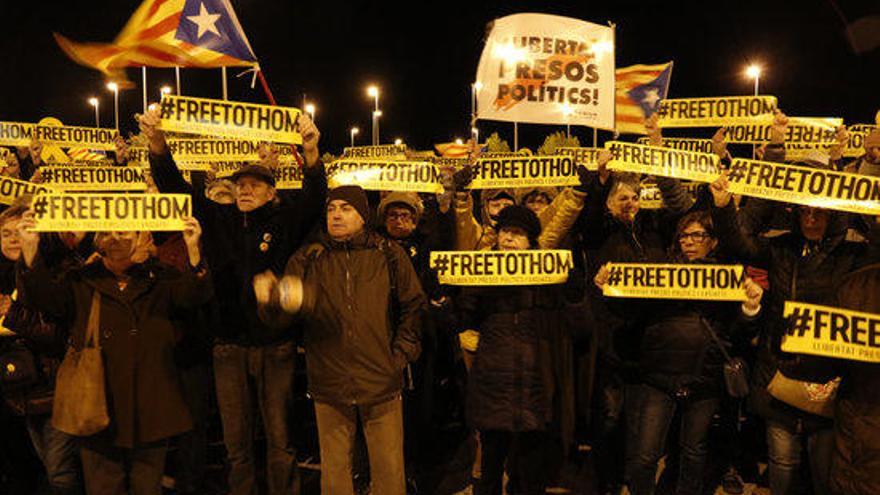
[{"x1": 254, "y1": 185, "x2": 426, "y2": 495}]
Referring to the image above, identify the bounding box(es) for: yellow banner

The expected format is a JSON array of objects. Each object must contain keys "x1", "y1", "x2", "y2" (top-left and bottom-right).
[
  {"x1": 211, "y1": 162, "x2": 302, "y2": 189},
  {"x1": 782, "y1": 301, "x2": 880, "y2": 363},
  {"x1": 0, "y1": 121, "x2": 118, "y2": 150},
  {"x1": 605, "y1": 141, "x2": 722, "y2": 183},
  {"x1": 469, "y1": 155, "x2": 578, "y2": 189},
  {"x1": 429, "y1": 250, "x2": 573, "y2": 286},
  {"x1": 128, "y1": 147, "x2": 150, "y2": 167},
  {"x1": 639, "y1": 181, "x2": 702, "y2": 210},
  {"x1": 656, "y1": 96, "x2": 778, "y2": 127},
  {"x1": 57, "y1": 160, "x2": 117, "y2": 167},
  {"x1": 342, "y1": 144, "x2": 408, "y2": 160},
  {"x1": 783, "y1": 124, "x2": 877, "y2": 159},
  {"x1": 481, "y1": 150, "x2": 533, "y2": 158},
  {"x1": 0, "y1": 176, "x2": 55, "y2": 205},
  {"x1": 327, "y1": 160, "x2": 443, "y2": 193},
  {"x1": 30, "y1": 193, "x2": 192, "y2": 231},
  {"x1": 40, "y1": 166, "x2": 146, "y2": 191},
  {"x1": 0, "y1": 121, "x2": 36, "y2": 146},
  {"x1": 636, "y1": 137, "x2": 714, "y2": 154},
  {"x1": 602, "y1": 263, "x2": 748, "y2": 301},
  {"x1": 723, "y1": 118, "x2": 843, "y2": 145},
  {"x1": 157, "y1": 95, "x2": 302, "y2": 145},
  {"x1": 556, "y1": 147, "x2": 602, "y2": 171},
  {"x1": 726, "y1": 158, "x2": 880, "y2": 215},
  {"x1": 167, "y1": 138, "x2": 297, "y2": 162},
  {"x1": 431, "y1": 157, "x2": 469, "y2": 168}
]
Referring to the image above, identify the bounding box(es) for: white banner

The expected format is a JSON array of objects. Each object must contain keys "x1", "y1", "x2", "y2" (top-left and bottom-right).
[{"x1": 475, "y1": 13, "x2": 615, "y2": 130}]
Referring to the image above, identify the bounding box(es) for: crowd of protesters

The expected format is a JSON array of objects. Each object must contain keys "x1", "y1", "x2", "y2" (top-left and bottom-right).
[{"x1": 0, "y1": 105, "x2": 879, "y2": 495}]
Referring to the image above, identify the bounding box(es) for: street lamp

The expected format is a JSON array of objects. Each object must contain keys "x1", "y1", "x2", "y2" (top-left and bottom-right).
[
  {"x1": 88, "y1": 97, "x2": 100, "y2": 127},
  {"x1": 745, "y1": 64, "x2": 762, "y2": 158},
  {"x1": 367, "y1": 85, "x2": 380, "y2": 145},
  {"x1": 471, "y1": 127, "x2": 479, "y2": 144},
  {"x1": 745, "y1": 64, "x2": 762, "y2": 96},
  {"x1": 454, "y1": 138, "x2": 464, "y2": 145},
  {"x1": 160, "y1": 85, "x2": 172, "y2": 100},
  {"x1": 350, "y1": 127, "x2": 360, "y2": 148},
  {"x1": 304, "y1": 103, "x2": 316, "y2": 123},
  {"x1": 106, "y1": 82, "x2": 120, "y2": 130},
  {"x1": 394, "y1": 138, "x2": 403, "y2": 146}
]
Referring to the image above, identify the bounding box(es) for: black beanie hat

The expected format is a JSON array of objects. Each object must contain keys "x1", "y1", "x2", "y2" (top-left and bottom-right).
[
  {"x1": 496, "y1": 205, "x2": 541, "y2": 245},
  {"x1": 328, "y1": 185, "x2": 371, "y2": 223}
]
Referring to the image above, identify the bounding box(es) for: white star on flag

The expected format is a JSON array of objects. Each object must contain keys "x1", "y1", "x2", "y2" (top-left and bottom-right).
[
  {"x1": 642, "y1": 88, "x2": 661, "y2": 107},
  {"x1": 187, "y1": 3, "x2": 222, "y2": 39}
]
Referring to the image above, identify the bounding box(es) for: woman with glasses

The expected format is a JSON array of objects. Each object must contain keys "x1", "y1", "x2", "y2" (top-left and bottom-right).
[{"x1": 595, "y1": 211, "x2": 764, "y2": 495}]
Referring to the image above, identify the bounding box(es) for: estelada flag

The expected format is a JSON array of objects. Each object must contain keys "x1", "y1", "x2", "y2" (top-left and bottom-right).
[
  {"x1": 54, "y1": 0, "x2": 258, "y2": 83},
  {"x1": 616, "y1": 62, "x2": 673, "y2": 135}
]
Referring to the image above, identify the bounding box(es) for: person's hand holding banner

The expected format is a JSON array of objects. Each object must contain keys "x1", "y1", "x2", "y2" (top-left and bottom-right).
[
  {"x1": 769, "y1": 109, "x2": 789, "y2": 145},
  {"x1": 182, "y1": 216, "x2": 203, "y2": 268},
  {"x1": 645, "y1": 114, "x2": 662, "y2": 146},
  {"x1": 138, "y1": 106, "x2": 167, "y2": 156},
  {"x1": 298, "y1": 112, "x2": 320, "y2": 167},
  {"x1": 594, "y1": 262, "x2": 611, "y2": 289},
  {"x1": 711, "y1": 128, "x2": 730, "y2": 160},
  {"x1": 18, "y1": 209, "x2": 39, "y2": 268},
  {"x1": 743, "y1": 277, "x2": 764, "y2": 313},
  {"x1": 453, "y1": 165, "x2": 477, "y2": 192},
  {"x1": 114, "y1": 135, "x2": 130, "y2": 165},
  {"x1": 829, "y1": 125, "x2": 849, "y2": 161},
  {"x1": 709, "y1": 170, "x2": 733, "y2": 208},
  {"x1": 597, "y1": 149, "x2": 612, "y2": 185},
  {"x1": 29, "y1": 139, "x2": 43, "y2": 167}
]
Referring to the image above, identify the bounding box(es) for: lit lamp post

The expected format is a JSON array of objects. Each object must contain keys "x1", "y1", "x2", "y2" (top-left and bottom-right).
[
  {"x1": 106, "y1": 82, "x2": 120, "y2": 131},
  {"x1": 394, "y1": 138, "x2": 403, "y2": 146},
  {"x1": 88, "y1": 97, "x2": 100, "y2": 127},
  {"x1": 562, "y1": 103, "x2": 574, "y2": 138},
  {"x1": 745, "y1": 64, "x2": 762, "y2": 158},
  {"x1": 471, "y1": 81, "x2": 482, "y2": 122},
  {"x1": 350, "y1": 127, "x2": 360, "y2": 148},
  {"x1": 471, "y1": 127, "x2": 479, "y2": 144},
  {"x1": 304, "y1": 103, "x2": 316, "y2": 123},
  {"x1": 160, "y1": 85, "x2": 172, "y2": 100},
  {"x1": 367, "y1": 85, "x2": 380, "y2": 145},
  {"x1": 455, "y1": 138, "x2": 464, "y2": 146}
]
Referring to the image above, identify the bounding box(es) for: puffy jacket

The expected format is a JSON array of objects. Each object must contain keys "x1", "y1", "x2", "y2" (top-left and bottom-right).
[
  {"x1": 830, "y1": 264, "x2": 880, "y2": 495},
  {"x1": 261, "y1": 230, "x2": 426, "y2": 406},
  {"x1": 18, "y1": 256, "x2": 213, "y2": 448},
  {"x1": 711, "y1": 202, "x2": 880, "y2": 430},
  {"x1": 149, "y1": 151, "x2": 327, "y2": 345},
  {"x1": 454, "y1": 187, "x2": 586, "y2": 251}
]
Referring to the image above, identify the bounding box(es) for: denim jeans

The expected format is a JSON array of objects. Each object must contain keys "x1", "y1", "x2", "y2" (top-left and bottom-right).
[
  {"x1": 627, "y1": 384, "x2": 719, "y2": 495},
  {"x1": 213, "y1": 341, "x2": 299, "y2": 495},
  {"x1": 313, "y1": 396, "x2": 406, "y2": 495},
  {"x1": 25, "y1": 414, "x2": 80, "y2": 493},
  {"x1": 766, "y1": 419, "x2": 833, "y2": 495}
]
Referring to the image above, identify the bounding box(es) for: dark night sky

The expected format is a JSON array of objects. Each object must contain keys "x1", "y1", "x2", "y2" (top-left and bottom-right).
[{"x1": 1, "y1": 0, "x2": 877, "y2": 153}]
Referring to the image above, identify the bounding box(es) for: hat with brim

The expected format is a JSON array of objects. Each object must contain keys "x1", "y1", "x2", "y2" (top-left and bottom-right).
[{"x1": 231, "y1": 163, "x2": 276, "y2": 186}]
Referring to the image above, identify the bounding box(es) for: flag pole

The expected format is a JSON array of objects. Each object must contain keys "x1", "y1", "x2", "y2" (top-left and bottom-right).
[
  {"x1": 142, "y1": 67, "x2": 148, "y2": 112},
  {"x1": 593, "y1": 127, "x2": 598, "y2": 147},
  {"x1": 514, "y1": 122, "x2": 519, "y2": 151},
  {"x1": 175, "y1": 67, "x2": 181, "y2": 95},
  {"x1": 221, "y1": 67, "x2": 228, "y2": 100},
  {"x1": 256, "y1": 69, "x2": 277, "y2": 106}
]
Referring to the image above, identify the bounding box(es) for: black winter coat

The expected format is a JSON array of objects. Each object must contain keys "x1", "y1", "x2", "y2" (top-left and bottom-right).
[
  {"x1": 712, "y1": 202, "x2": 880, "y2": 430},
  {"x1": 458, "y1": 283, "x2": 585, "y2": 432},
  {"x1": 150, "y1": 151, "x2": 327, "y2": 345}
]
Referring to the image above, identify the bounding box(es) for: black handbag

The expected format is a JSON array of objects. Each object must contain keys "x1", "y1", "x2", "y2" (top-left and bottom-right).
[{"x1": 699, "y1": 317, "x2": 750, "y2": 398}]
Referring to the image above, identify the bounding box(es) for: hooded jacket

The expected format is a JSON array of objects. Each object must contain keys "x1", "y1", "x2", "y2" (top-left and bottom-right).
[
  {"x1": 260, "y1": 230, "x2": 427, "y2": 406},
  {"x1": 149, "y1": 151, "x2": 327, "y2": 345}
]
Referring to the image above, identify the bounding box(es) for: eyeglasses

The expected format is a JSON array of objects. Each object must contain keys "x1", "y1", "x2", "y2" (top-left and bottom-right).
[{"x1": 678, "y1": 231, "x2": 712, "y2": 243}]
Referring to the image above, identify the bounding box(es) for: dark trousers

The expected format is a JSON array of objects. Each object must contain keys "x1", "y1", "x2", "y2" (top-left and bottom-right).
[
  {"x1": 627, "y1": 384, "x2": 719, "y2": 495},
  {"x1": 80, "y1": 440, "x2": 167, "y2": 495},
  {"x1": 213, "y1": 341, "x2": 299, "y2": 495},
  {"x1": 766, "y1": 419, "x2": 833, "y2": 495},
  {"x1": 476, "y1": 430, "x2": 547, "y2": 495},
  {"x1": 174, "y1": 363, "x2": 211, "y2": 492},
  {"x1": 25, "y1": 414, "x2": 80, "y2": 493},
  {"x1": 313, "y1": 396, "x2": 406, "y2": 495}
]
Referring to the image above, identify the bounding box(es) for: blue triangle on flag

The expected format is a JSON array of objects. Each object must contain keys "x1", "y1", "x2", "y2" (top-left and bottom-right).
[
  {"x1": 175, "y1": 0, "x2": 257, "y2": 62},
  {"x1": 627, "y1": 64, "x2": 672, "y2": 117}
]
